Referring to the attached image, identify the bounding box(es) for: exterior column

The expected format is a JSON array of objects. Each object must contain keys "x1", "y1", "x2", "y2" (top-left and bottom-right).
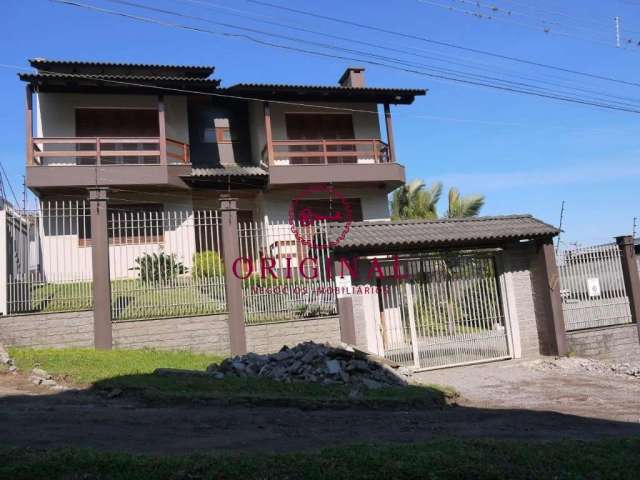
[
  {"x1": 220, "y1": 195, "x2": 247, "y2": 355},
  {"x1": 263, "y1": 102, "x2": 274, "y2": 166},
  {"x1": 26, "y1": 85, "x2": 33, "y2": 167},
  {"x1": 89, "y1": 187, "x2": 112, "y2": 349},
  {"x1": 383, "y1": 103, "x2": 396, "y2": 163},
  {"x1": 535, "y1": 238, "x2": 568, "y2": 356},
  {"x1": 616, "y1": 235, "x2": 640, "y2": 338},
  {"x1": 158, "y1": 95, "x2": 167, "y2": 165},
  {"x1": 0, "y1": 208, "x2": 7, "y2": 315}
]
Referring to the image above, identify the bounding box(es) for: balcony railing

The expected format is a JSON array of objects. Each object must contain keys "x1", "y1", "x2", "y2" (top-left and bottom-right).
[
  {"x1": 262, "y1": 139, "x2": 391, "y2": 166},
  {"x1": 30, "y1": 137, "x2": 190, "y2": 166}
]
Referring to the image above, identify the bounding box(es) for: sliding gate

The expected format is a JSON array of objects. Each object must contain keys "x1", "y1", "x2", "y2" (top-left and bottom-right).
[{"x1": 379, "y1": 252, "x2": 512, "y2": 370}]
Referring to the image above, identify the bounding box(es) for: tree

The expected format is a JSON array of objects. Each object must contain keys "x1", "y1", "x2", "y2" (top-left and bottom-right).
[
  {"x1": 390, "y1": 179, "x2": 442, "y2": 220},
  {"x1": 445, "y1": 187, "x2": 485, "y2": 218},
  {"x1": 390, "y1": 180, "x2": 485, "y2": 220}
]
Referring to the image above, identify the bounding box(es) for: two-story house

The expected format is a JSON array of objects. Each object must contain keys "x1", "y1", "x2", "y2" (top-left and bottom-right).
[{"x1": 20, "y1": 58, "x2": 425, "y2": 221}]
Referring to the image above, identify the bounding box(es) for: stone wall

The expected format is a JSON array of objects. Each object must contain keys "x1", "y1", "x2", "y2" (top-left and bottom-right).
[
  {"x1": 0, "y1": 310, "x2": 94, "y2": 348},
  {"x1": 567, "y1": 324, "x2": 640, "y2": 361},
  {"x1": 246, "y1": 316, "x2": 341, "y2": 354},
  {"x1": 113, "y1": 314, "x2": 230, "y2": 354}
]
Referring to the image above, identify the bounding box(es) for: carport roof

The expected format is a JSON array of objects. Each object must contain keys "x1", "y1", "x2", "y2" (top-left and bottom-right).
[{"x1": 331, "y1": 214, "x2": 559, "y2": 252}]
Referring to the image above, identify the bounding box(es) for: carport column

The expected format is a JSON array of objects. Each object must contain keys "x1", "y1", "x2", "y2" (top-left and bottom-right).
[
  {"x1": 615, "y1": 235, "x2": 640, "y2": 338},
  {"x1": 88, "y1": 187, "x2": 113, "y2": 349},
  {"x1": 220, "y1": 195, "x2": 247, "y2": 355},
  {"x1": 535, "y1": 238, "x2": 568, "y2": 356}
]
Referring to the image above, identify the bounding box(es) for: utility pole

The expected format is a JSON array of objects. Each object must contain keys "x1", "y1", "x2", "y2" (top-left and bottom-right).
[
  {"x1": 633, "y1": 216, "x2": 637, "y2": 239},
  {"x1": 615, "y1": 16, "x2": 621, "y2": 48},
  {"x1": 555, "y1": 200, "x2": 565, "y2": 253},
  {"x1": 22, "y1": 175, "x2": 26, "y2": 211}
]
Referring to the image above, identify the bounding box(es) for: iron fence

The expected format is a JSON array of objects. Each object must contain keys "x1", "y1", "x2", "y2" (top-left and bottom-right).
[
  {"x1": 238, "y1": 219, "x2": 337, "y2": 324},
  {"x1": 557, "y1": 243, "x2": 632, "y2": 331}
]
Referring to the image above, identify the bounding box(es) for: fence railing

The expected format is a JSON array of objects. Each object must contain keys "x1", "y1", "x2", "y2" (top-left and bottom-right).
[
  {"x1": 557, "y1": 243, "x2": 633, "y2": 331},
  {"x1": 2, "y1": 202, "x2": 93, "y2": 315},
  {"x1": 238, "y1": 219, "x2": 337, "y2": 324},
  {"x1": 107, "y1": 208, "x2": 226, "y2": 321},
  {"x1": 264, "y1": 139, "x2": 391, "y2": 166}
]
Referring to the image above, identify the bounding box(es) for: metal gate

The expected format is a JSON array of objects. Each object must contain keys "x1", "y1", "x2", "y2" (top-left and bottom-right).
[
  {"x1": 379, "y1": 252, "x2": 511, "y2": 370},
  {"x1": 557, "y1": 244, "x2": 632, "y2": 331}
]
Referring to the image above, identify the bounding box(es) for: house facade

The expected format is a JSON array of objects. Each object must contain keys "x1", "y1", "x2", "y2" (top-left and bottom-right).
[{"x1": 22, "y1": 59, "x2": 425, "y2": 223}]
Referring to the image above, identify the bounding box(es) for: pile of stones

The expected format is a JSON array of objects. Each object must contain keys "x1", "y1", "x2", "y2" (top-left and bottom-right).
[
  {"x1": 205, "y1": 341, "x2": 412, "y2": 389},
  {"x1": 532, "y1": 357, "x2": 640, "y2": 378},
  {"x1": 0, "y1": 344, "x2": 16, "y2": 374}
]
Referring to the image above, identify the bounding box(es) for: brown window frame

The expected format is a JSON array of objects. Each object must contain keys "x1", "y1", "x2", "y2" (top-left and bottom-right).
[{"x1": 79, "y1": 204, "x2": 165, "y2": 247}]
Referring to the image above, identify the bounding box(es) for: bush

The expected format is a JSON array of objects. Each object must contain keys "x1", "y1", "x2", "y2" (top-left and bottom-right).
[
  {"x1": 131, "y1": 252, "x2": 186, "y2": 283},
  {"x1": 192, "y1": 250, "x2": 224, "y2": 279}
]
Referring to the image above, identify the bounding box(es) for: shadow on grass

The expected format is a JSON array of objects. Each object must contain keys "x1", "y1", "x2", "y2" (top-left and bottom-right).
[{"x1": 86, "y1": 371, "x2": 455, "y2": 409}]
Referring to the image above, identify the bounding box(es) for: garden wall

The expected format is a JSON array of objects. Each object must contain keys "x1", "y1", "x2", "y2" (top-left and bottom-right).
[
  {"x1": 567, "y1": 324, "x2": 640, "y2": 361},
  {"x1": 0, "y1": 311, "x2": 341, "y2": 356},
  {"x1": 245, "y1": 316, "x2": 341, "y2": 354}
]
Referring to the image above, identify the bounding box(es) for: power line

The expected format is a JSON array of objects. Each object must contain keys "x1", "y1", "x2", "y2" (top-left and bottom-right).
[
  {"x1": 167, "y1": 0, "x2": 640, "y2": 107},
  {"x1": 0, "y1": 161, "x2": 20, "y2": 207},
  {"x1": 45, "y1": 0, "x2": 640, "y2": 114},
  {"x1": 244, "y1": 0, "x2": 640, "y2": 89}
]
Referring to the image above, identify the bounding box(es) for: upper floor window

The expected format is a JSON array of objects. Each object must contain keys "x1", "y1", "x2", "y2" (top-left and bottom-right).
[{"x1": 285, "y1": 113, "x2": 355, "y2": 140}]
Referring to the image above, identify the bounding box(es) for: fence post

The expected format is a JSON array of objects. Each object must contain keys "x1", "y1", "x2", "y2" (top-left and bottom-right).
[
  {"x1": 535, "y1": 238, "x2": 568, "y2": 356},
  {"x1": 615, "y1": 235, "x2": 640, "y2": 337},
  {"x1": 0, "y1": 208, "x2": 7, "y2": 315},
  {"x1": 219, "y1": 195, "x2": 247, "y2": 355},
  {"x1": 88, "y1": 188, "x2": 112, "y2": 349}
]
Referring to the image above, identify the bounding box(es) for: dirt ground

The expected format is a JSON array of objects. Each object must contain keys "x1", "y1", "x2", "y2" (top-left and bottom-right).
[{"x1": 1, "y1": 357, "x2": 640, "y2": 454}]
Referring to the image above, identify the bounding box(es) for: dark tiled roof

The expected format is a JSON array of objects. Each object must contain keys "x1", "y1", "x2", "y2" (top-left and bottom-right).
[
  {"x1": 226, "y1": 83, "x2": 427, "y2": 104},
  {"x1": 331, "y1": 215, "x2": 559, "y2": 251},
  {"x1": 19, "y1": 72, "x2": 221, "y2": 86},
  {"x1": 29, "y1": 58, "x2": 214, "y2": 77},
  {"x1": 190, "y1": 166, "x2": 268, "y2": 177}
]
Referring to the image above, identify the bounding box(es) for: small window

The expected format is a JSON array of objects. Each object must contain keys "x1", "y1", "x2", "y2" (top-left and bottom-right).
[
  {"x1": 79, "y1": 204, "x2": 165, "y2": 246},
  {"x1": 203, "y1": 128, "x2": 217, "y2": 143},
  {"x1": 215, "y1": 126, "x2": 237, "y2": 143}
]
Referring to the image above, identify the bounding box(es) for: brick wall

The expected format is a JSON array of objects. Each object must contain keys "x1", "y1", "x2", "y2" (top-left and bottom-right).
[
  {"x1": 246, "y1": 316, "x2": 341, "y2": 354},
  {"x1": 0, "y1": 310, "x2": 95, "y2": 348},
  {"x1": 113, "y1": 314, "x2": 230, "y2": 354},
  {"x1": 567, "y1": 324, "x2": 640, "y2": 361}
]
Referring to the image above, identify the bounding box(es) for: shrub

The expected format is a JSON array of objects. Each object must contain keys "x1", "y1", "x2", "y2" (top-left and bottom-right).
[
  {"x1": 192, "y1": 250, "x2": 224, "y2": 279},
  {"x1": 131, "y1": 252, "x2": 186, "y2": 283}
]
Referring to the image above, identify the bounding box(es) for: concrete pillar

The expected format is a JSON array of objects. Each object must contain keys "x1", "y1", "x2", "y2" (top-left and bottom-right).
[
  {"x1": 534, "y1": 238, "x2": 568, "y2": 356},
  {"x1": 220, "y1": 195, "x2": 247, "y2": 355},
  {"x1": 158, "y1": 95, "x2": 167, "y2": 165},
  {"x1": 88, "y1": 188, "x2": 112, "y2": 349},
  {"x1": 616, "y1": 235, "x2": 640, "y2": 339},
  {"x1": 0, "y1": 209, "x2": 7, "y2": 315},
  {"x1": 337, "y1": 296, "x2": 356, "y2": 345},
  {"x1": 383, "y1": 103, "x2": 396, "y2": 163}
]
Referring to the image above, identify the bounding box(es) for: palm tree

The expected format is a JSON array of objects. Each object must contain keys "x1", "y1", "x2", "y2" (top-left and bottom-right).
[
  {"x1": 390, "y1": 180, "x2": 485, "y2": 220},
  {"x1": 445, "y1": 187, "x2": 485, "y2": 218},
  {"x1": 390, "y1": 179, "x2": 442, "y2": 220}
]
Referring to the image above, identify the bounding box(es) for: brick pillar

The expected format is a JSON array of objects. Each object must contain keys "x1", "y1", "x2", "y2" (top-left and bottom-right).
[
  {"x1": 89, "y1": 188, "x2": 112, "y2": 349},
  {"x1": 616, "y1": 235, "x2": 640, "y2": 339},
  {"x1": 534, "y1": 238, "x2": 568, "y2": 356},
  {"x1": 220, "y1": 195, "x2": 247, "y2": 355}
]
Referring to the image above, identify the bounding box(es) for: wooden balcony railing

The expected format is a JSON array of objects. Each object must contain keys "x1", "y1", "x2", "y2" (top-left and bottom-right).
[
  {"x1": 30, "y1": 137, "x2": 190, "y2": 166},
  {"x1": 262, "y1": 139, "x2": 391, "y2": 166}
]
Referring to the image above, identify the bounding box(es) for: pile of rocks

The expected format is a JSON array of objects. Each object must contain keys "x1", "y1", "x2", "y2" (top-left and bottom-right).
[
  {"x1": 531, "y1": 357, "x2": 640, "y2": 378},
  {"x1": 205, "y1": 342, "x2": 412, "y2": 389},
  {"x1": 0, "y1": 344, "x2": 17, "y2": 374}
]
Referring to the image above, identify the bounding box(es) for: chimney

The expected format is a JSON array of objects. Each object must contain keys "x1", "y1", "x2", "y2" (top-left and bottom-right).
[{"x1": 338, "y1": 67, "x2": 365, "y2": 88}]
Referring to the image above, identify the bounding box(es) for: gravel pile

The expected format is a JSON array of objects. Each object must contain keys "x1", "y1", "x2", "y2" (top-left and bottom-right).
[
  {"x1": 205, "y1": 342, "x2": 412, "y2": 389},
  {"x1": 531, "y1": 357, "x2": 640, "y2": 378}
]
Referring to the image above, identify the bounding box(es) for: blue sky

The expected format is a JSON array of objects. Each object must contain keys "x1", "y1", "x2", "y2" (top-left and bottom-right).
[{"x1": 1, "y1": 0, "x2": 639, "y2": 246}]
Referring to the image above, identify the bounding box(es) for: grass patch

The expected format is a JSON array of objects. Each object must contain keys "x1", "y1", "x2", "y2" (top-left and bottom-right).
[
  {"x1": 8, "y1": 347, "x2": 454, "y2": 407},
  {"x1": 2, "y1": 439, "x2": 640, "y2": 479},
  {"x1": 8, "y1": 347, "x2": 222, "y2": 385}
]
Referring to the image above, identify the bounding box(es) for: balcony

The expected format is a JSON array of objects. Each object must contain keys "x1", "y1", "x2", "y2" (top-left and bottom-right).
[
  {"x1": 262, "y1": 139, "x2": 405, "y2": 188},
  {"x1": 26, "y1": 137, "x2": 191, "y2": 190}
]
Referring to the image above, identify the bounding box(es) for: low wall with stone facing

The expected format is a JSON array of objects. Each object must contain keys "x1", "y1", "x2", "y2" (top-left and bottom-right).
[
  {"x1": 0, "y1": 310, "x2": 95, "y2": 348},
  {"x1": 113, "y1": 314, "x2": 230, "y2": 354},
  {"x1": 246, "y1": 316, "x2": 341, "y2": 354},
  {"x1": 567, "y1": 324, "x2": 640, "y2": 361}
]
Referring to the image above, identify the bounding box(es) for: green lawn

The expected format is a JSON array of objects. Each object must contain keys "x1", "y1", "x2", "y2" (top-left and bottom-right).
[
  {"x1": 9, "y1": 347, "x2": 454, "y2": 407},
  {"x1": 2, "y1": 439, "x2": 640, "y2": 479}
]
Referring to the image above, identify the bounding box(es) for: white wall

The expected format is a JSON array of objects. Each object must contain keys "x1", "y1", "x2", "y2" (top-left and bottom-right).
[
  {"x1": 247, "y1": 101, "x2": 382, "y2": 165},
  {"x1": 36, "y1": 93, "x2": 189, "y2": 165}
]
